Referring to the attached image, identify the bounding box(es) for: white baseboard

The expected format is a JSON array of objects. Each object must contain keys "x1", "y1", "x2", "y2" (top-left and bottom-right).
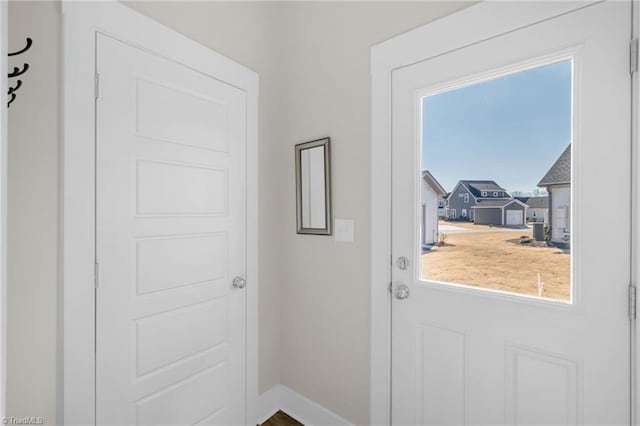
[
  {"x1": 257, "y1": 385, "x2": 282, "y2": 424},
  {"x1": 257, "y1": 385, "x2": 353, "y2": 426}
]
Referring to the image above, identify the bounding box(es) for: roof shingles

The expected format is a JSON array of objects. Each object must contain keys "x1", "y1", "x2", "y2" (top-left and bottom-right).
[
  {"x1": 538, "y1": 145, "x2": 571, "y2": 187},
  {"x1": 460, "y1": 180, "x2": 506, "y2": 198}
]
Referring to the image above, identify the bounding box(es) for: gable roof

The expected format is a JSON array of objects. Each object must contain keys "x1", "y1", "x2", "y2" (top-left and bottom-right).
[
  {"x1": 459, "y1": 180, "x2": 506, "y2": 198},
  {"x1": 538, "y1": 144, "x2": 571, "y2": 187},
  {"x1": 422, "y1": 170, "x2": 447, "y2": 196},
  {"x1": 516, "y1": 196, "x2": 549, "y2": 209}
]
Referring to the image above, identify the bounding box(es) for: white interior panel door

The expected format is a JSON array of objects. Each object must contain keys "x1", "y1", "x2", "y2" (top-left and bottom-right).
[
  {"x1": 391, "y1": 3, "x2": 630, "y2": 425},
  {"x1": 96, "y1": 34, "x2": 247, "y2": 425}
]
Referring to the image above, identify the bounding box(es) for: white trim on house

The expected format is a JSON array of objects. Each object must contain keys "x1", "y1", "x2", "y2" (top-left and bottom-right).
[
  {"x1": 471, "y1": 198, "x2": 529, "y2": 210},
  {"x1": 446, "y1": 181, "x2": 479, "y2": 202},
  {"x1": 61, "y1": 2, "x2": 259, "y2": 424},
  {"x1": 370, "y1": 2, "x2": 598, "y2": 424}
]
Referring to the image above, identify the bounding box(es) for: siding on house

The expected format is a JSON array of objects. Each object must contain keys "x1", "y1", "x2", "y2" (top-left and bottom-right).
[
  {"x1": 421, "y1": 182, "x2": 440, "y2": 244},
  {"x1": 447, "y1": 183, "x2": 475, "y2": 221},
  {"x1": 527, "y1": 208, "x2": 548, "y2": 222},
  {"x1": 516, "y1": 196, "x2": 549, "y2": 222},
  {"x1": 549, "y1": 185, "x2": 570, "y2": 244},
  {"x1": 537, "y1": 144, "x2": 571, "y2": 247},
  {"x1": 474, "y1": 208, "x2": 502, "y2": 225},
  {"x1": 421, "y1": 171, "x2": 447, "y2": 245}
]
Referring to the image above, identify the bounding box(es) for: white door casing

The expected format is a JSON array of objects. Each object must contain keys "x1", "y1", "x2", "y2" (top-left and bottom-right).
[
  {"x1": 391, "y1": 3, "x2": 629, "y2": 425},
  {"x1": 62, "y1": 3, "x2": 258, "y2": 425},
  {"x1": 96, "y1": 34, "x2": 246, "y2": 425}
]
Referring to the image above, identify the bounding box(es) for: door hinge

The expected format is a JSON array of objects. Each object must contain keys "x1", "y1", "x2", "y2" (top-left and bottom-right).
[
  {"x1": 630, "y1": 38, "x2": 638, "y2": 75},
  {"x1": 94, "y1": 262, "x2": 100, "y2": 289},
  {"x1": 629, "y1": 284, "x2": 636, "y2": 320},
  {"x1": 94, "y1": 73, "x2": 100, "y2": 99},
  {"x1": 388, "y1": 282, "x2": 392, "y2": 294}
]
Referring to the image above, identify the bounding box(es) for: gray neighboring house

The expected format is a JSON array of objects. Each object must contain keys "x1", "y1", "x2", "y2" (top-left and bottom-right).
[
  {"x1": 472, "y1": 198, "x2": 529, "y2": 226},
  {"x1": 538, "y1": 144, "x2": 571, "y2": 247},
  {"x1": 446, "y1": 180, "x2": 527, "y2": 225},
  {"x1": 516, "y1": 196, "x2": 549, "y2": 223}
]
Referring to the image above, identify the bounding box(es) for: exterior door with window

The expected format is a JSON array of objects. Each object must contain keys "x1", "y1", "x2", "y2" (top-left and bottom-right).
[{"x1": 391, "y1": 2, "x2": 631, "y2": 424}]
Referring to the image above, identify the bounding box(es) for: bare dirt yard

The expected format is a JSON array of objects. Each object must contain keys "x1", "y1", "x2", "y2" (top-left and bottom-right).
[{"x1": 422, "y1": 221, "x2": 570, "y2": 300}]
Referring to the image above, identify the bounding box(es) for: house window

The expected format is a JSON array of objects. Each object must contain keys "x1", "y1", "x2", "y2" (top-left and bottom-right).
[
  {"x1": 464, "y1": 193, "x2": 469, "y2": 203},
  {"x1": 493, "y1": 191, "x2": 499, "y2": 197},
  {"x1": 462, "y1": 209, "x2": 467, "y2": 217},
  {"x1": 481, "y1": 191, "x2": 487, "y2": 197},
  {"x1": 438, "y1": 200, "x2": 445, "y2": 207}
]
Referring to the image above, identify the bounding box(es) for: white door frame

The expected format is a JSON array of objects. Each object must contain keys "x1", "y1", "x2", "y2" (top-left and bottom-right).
[
  {"x1": 61, "y1": 3, "x2": 258, "y2": 424},
  {"x1": 370, "y1": 1, "x2": 637, "y2": 425}
]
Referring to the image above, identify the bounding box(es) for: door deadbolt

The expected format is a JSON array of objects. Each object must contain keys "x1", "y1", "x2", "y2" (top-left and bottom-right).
[{"x1": 397, "y1": 257, "x2": 409, "y2": 270}]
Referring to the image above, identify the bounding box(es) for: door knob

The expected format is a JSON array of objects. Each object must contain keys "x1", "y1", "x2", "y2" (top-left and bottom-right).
[
  {"x1": 232, "y1": 276, "x2": 246, "y2": 289},
  {"x1": 395, "y1": 284, "x2": 410, "y2": 300}
]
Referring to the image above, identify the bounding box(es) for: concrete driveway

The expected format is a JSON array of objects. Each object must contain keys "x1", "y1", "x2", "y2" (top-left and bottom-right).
[{"x1": 439, "y1": 222, "x2": 531, "y2": 234}]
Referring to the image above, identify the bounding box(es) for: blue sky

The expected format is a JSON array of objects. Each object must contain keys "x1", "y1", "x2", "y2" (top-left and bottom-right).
[{"x1": 422, "y1": 59, "x2": 571, "y2": 195}]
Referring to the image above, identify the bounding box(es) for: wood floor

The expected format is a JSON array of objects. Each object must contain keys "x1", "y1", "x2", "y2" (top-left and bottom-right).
[{"x1": 260, "y1": 411, "x2": 303, "y2": 426}]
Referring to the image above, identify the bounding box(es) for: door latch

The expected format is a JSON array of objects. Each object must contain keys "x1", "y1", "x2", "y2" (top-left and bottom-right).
[{"x1": 395, "y1": 284, "x2": 410, "y2": 300}]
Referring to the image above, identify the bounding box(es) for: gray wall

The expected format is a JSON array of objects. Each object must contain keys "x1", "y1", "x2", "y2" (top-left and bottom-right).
[
  {"x1": 7, "y1": 2, "x2": 60, "y2": 423},
  {"x1": 448, "y1": 184, "x2": 474, "y2": 220},
  {"x1": 7, "y1": 2, "x2": 471, "y2": 424},
  {"x1": 474, "y1": 208, "x2": 502, "y2": 225},
  {"x1": 505, "y1": 203, "x2": 526, "y2": 213}
]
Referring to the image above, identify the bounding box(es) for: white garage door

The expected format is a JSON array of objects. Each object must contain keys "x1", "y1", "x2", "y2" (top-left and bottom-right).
[{"x1": 506, "y1": 210, "x2": 523, "y2": 225}]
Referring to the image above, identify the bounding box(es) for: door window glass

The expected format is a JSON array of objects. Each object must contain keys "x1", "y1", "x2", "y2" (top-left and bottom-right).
[{"x1": 420, "y1": 59, "x2": 572, "y2": 301}]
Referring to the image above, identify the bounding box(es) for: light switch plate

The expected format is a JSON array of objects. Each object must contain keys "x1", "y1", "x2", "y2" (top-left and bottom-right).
[{"x1": 334, "y1": 218, "x2": 354, "y2": 242}]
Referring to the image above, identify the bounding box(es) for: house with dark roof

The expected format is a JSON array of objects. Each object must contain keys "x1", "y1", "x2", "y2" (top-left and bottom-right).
[
  {"x1": 446, "y1": 180, "x2": 528, "y2": 225},
  {"x1": 538, "y1": 144, "x2": 571, "y2": 247},
  {"x1": 421, "y1": 171, "x2": 447, "y2": 245},
  {"x1": 516, "y1": 196, "x2": 549, "y2": 223}
]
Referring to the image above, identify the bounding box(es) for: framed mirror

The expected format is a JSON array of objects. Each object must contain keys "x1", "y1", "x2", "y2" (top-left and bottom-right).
[{"x1": 295, "y1": 137, "x2": 332, "y2": 235}]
